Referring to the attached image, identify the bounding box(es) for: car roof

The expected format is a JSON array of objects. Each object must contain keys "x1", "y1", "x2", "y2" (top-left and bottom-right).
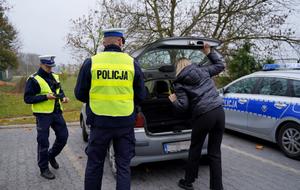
[
  {"x1": 224, "y1": 70, "x2": 300, "y2": 88},
  {"x1": 248, "y1": 70, "x2": 300, "y2": 80},
  {"x1": 131, "y1": 36, "x2": 223, "y2": 60}
]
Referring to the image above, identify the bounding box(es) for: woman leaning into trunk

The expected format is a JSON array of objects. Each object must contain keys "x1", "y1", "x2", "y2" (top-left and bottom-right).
[{"x1": 169, "y1": 43, "x2": 225, "y2": 190}]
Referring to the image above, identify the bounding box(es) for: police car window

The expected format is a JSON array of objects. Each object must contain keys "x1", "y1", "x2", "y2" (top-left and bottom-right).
[
  {"x1": 291, "y1": 80, "x2": 300, "y2": 97},
  {"x1": 138, "y1": 49, "x2": 207, "y2": 68},
  {"x1": 258, "y1": 77, "x2": 288, "y2": 96},
  {"x1": 226, "y1": 77, "x2": 259, "y2": 94}
]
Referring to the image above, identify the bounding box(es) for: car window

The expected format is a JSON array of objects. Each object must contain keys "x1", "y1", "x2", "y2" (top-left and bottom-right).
[
  {"x1": 138, "y1": 49, "x2": 208, "y2": 68},
  {"x1": 291, "y1": 79, "x2": 300, "y2": 97},
  {"x1": 258, "y1": 77, "x2": 288, "y2": 96},
  {"x1": 226, "y1": 77, "x2": 259, "y2": 94}
]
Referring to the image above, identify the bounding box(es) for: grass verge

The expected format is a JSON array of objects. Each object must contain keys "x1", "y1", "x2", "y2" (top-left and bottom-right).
[
  {"x1": 0, "y1": 110, "x2": 81, "y2": 126},
  {"x1": 0, "y1": 76, "x2": 83, "y2": 126}
]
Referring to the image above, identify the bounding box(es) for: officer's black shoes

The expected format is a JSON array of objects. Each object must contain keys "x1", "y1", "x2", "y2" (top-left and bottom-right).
[
  {"x1": 41, "y1": 169, "x2": 55, "y2": 180},
  {"x1": 48, "y1": 158, "x2": 59, "y2": 169},
  {"x1": 178, "y1": 179, "x2": 194, "y2": 190}
]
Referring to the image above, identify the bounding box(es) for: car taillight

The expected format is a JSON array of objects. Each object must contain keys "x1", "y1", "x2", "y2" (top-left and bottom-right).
[{"x1": 134, "y1": 113, "x2": 144, "y2": 128}]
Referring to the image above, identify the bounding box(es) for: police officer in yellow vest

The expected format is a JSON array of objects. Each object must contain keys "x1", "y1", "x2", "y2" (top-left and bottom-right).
[
  {"x1": 24, "y1": 55, "x2": 69, "y2": 180},
  {"x1": 75, "y1": 28, "x2": 146, "y2": 190}
]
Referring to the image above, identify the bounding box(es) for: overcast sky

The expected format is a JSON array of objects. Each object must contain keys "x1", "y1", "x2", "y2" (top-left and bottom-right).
[
  {"x1": 8, "y1": 0, "x2": 98, "y2": 65},
  {"x1": 7, "y1": 1, "x2": 300, "y2": 67}
]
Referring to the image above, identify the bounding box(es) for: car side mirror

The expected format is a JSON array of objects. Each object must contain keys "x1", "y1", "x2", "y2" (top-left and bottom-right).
[{"x1": 218, "y1": 88, "x2": 225, "y2": 95}]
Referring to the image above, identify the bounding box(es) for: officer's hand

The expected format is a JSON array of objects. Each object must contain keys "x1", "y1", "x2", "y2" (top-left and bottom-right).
[
  {"x1": 168, "y1": 93, "x2": 177, "y2": 102},
  {"x1": 47, "y1": 92, "x2": 59, "y2": 100},
  {"x1": 62, "y1": 97, "x2": 69, "y2": 103}
]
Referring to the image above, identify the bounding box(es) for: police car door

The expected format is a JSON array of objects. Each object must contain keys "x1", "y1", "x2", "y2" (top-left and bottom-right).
[
  {"x1": 247, "y1": 77, "x2": 291, "y2": 135},
  {"x1": 281, "y1": 79, "x2": 300, "y2": 121},
  {"x1": 221, "y1": 77, "x2": 260, "y2": 131}
]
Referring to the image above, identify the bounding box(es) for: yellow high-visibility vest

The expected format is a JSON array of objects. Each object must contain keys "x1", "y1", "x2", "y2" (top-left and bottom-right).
[
  {"x1": 27, "y1": 73, "x2": 63, "y2": 113},
  {"x1": 90, "y1": 52, "x2": 135, "y2": 116}
]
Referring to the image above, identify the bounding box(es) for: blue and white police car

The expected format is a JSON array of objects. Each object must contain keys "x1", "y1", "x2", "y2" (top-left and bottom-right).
[{"x1": 218, "y1": 63, "x2": 300, "y2": 160}]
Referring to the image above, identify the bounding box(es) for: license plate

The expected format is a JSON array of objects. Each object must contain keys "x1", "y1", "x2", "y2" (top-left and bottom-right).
[{"x1": 163, "y1": 141, "x2": 191, "y2": 153}]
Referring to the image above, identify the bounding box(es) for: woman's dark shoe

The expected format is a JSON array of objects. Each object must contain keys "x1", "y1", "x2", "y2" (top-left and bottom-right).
[{"x1": 178, "y1": 179, "x2": 194, "y2": 190}]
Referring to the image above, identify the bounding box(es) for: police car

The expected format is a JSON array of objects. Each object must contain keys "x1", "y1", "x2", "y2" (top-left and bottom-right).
[
  {"x1": 80, "y1": 36, "x2": 225, "y2": 176},
  {"x1": 218, "y1": 63, "x2": 300, "y2": 160}
]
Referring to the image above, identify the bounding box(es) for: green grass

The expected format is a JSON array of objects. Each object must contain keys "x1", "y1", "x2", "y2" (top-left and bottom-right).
[
  {"x1": 0, "y1": 111, "x2": 81, "y2": 126},
  {"x1": 0, "y1": 85, "x2": 15, "y2": 92},
  {"x1": 0, "y1": 77, "x2": 83, "y2": 126}
]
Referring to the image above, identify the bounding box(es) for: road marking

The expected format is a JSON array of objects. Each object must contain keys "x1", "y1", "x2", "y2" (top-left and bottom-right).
[
  {"x1": 63, "y1": 144, "x2": 85, "y2": 181},
  {"x1": 222, "y1": 144, "x2": 300, "y2": 175}
]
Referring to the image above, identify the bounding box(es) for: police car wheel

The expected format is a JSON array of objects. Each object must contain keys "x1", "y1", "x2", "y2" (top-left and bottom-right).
[
  {"x1": 108, "y1": 142, "x2": 117, "y2": 178},
  {"x1": 81, "y1": 118, "x2": 89, "y2": 142},
  {"x1": 278, "y1": 123, "x2": 300, "y2": 160}
]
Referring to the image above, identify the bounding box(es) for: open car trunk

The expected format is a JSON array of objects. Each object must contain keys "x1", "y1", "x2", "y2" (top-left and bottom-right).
[
  {"x1": 131, "y1": 37, "x2": 224, "y2": 135},
  {"x1": 139, "y1": 98, "x2": 192, "y2": 135}
]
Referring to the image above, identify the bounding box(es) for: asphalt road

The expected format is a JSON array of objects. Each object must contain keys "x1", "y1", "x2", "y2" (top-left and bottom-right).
[{"x1": 0, "y1": 124, "x2": 299, "y2": 190}]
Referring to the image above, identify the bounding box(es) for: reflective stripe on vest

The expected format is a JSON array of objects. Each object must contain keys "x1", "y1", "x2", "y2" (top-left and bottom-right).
[
  {"x1": 90, "y1": 52, "x2": 135, "y2": 116},
  {"x1": 27, "y1": 73, "x2": 62, "y2": 113}
]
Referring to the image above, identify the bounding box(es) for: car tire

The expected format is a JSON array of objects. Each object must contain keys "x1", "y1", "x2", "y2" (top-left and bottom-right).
[
  {"x1": 278, "y1": 122, "x2": 300, "y2": 160},
  {"x1": 81, "y1": 118, "x2": 89, "y2": 142},
  {"x1": 107, "y1": 141, "x2": 117, "y2": 178}
]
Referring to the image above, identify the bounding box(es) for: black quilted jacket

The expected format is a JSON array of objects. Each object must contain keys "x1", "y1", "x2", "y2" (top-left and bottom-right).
[{"x1": 172, "y1": 53, "x2": 225, "y2": 119}]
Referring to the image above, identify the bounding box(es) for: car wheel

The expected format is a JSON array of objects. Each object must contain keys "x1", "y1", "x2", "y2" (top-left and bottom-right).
[
  {"x1": 108, "y1": 141, "x2": 117, "y2": 178},
  {"x1": 278, "y1": 122, "x2": 300, "y2": 160},
  {"x1": 81, "y1": 118, "x2": 89, "y2": 142}
]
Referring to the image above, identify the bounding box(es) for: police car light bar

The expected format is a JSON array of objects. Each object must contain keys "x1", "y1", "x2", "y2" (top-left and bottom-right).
[{"x1": 262, "y1": 63, "x2": 300, "y2": 71}]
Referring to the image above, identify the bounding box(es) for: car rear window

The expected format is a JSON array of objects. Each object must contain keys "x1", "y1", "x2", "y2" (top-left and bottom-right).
[{"x1": 138, "y1": 49, "x2": 209, "y2": 68}]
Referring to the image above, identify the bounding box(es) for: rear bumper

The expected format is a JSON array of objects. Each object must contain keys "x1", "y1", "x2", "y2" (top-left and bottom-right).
[{"x1": 131, "y1": 128, "x2": 208, "y2": 166}]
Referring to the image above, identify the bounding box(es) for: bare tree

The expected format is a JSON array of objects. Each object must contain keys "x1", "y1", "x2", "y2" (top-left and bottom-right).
[
  {"x1": 63, "y1": 8, "x2": 129, "y2": 64},
  {"x1": 98, "y1": 0, "x2": 300, "y2": 58},
  {"x1": 64, "y1": 10, "x2": 105, "y2": 64}
]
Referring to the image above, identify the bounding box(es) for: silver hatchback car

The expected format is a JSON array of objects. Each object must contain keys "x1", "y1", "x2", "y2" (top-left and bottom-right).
[
  {"x1": 80, "y1": 36, "x2": 225, "y2": 175},
  {"x1": 218, "y1": 63, "x2": 300, "y2": 160}
]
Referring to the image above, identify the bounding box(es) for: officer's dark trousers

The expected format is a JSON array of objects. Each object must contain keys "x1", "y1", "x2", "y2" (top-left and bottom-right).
[
  {"x1": 185, "y1": 106, "x2": 225, "y2": 190},
  {"x1": 35, "y1": 113, "x2": 69, "y2": 172},
  {"x1": 85, "y1": 126, "x2": 135, "y2": 190}
]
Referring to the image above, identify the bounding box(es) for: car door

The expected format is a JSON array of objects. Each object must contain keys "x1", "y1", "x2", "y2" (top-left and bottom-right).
[
  {"x1": 247, "y1": 77, "x2": 291, "y2": 135},
  {"x1": 279, "y1": 79, "x2": 300, "y2": 120},
  {"x1": 221, "y1": 77, "x2": 260, "y2": 131}
]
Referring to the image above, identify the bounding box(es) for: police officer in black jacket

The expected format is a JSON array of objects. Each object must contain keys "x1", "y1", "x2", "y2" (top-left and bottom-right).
[
  {"x1": 24, "y1": 55, "x2": 70, "y2": 180},
  {"x1": 74, "y1": 28, "x2": 145, "y2": 190}
]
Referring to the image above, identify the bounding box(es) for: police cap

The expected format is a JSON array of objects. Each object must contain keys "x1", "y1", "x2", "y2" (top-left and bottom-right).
[
  {"x1": 101, "y1": 28, "x2": 126, "y2": 44},
  {"x1": 38, "y1": 55, "x2": 56, "y2": 67}
]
